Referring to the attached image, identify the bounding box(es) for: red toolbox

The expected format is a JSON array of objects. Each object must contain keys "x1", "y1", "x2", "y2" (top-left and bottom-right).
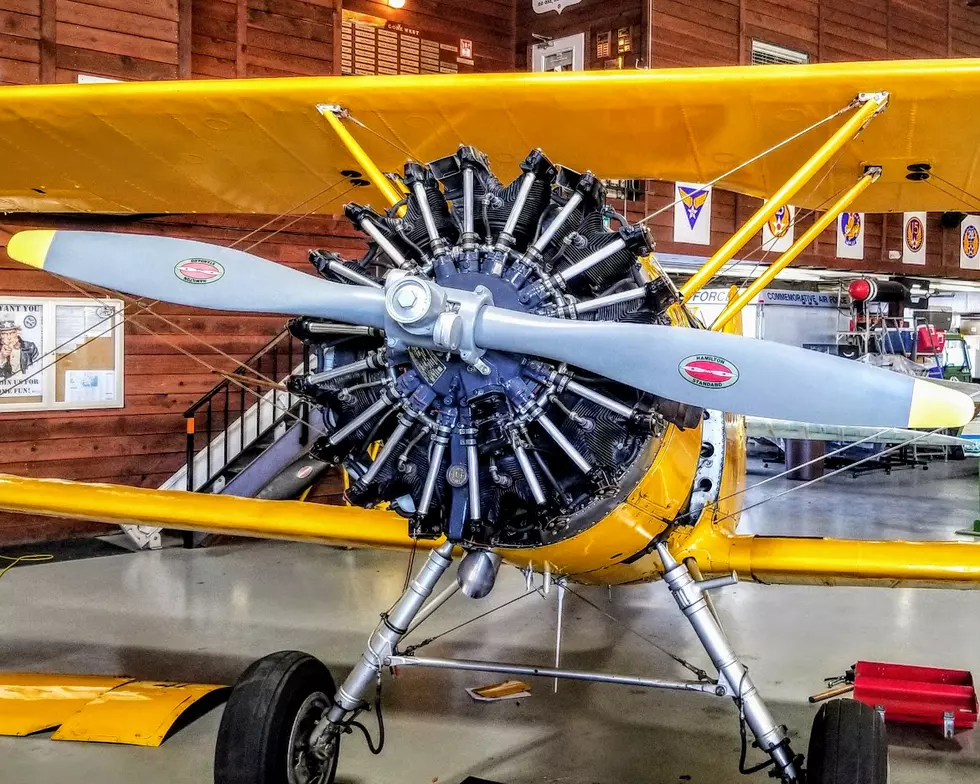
[{"x1": 853, "y1": 660, "x2": 979, "y2": 738}]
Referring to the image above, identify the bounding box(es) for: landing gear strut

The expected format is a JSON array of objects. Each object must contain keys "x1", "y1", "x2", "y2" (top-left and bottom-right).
[
  {"x1": 215, "y1": 543, "x2": 889, "y2": 784},
  {"x1": 657, "y1": 542, "x2": 804, "y2": 782}
]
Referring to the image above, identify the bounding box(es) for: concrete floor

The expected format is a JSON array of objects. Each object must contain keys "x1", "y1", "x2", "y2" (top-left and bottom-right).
[{"x1": 2, "y1": 458, "x2": 980, "y2": 784}]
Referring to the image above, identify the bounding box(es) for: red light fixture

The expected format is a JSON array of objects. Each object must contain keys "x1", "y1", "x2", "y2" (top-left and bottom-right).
[{"x1": 848, "y1": 279, "x2": 873, "y2": 302}]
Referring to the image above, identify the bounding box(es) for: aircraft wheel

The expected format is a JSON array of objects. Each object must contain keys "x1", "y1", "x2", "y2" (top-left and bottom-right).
[
  {"x1": 215, "y1": 651, "x2": 339, "y2": 784},
  {"x1": 807, "y1": 699, "x2": 888, "y2": 784}
]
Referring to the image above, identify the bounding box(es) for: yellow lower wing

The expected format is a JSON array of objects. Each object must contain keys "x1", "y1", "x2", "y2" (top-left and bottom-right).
[{"x1": 0, "y1": 474, "x2": 420, "y2": 550}]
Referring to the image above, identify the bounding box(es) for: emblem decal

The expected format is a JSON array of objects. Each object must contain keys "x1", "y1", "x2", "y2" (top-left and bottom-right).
[
  {"x1": 840, "y1": 212, "x2": 861, "y2": 246},
  {"x1": 175, "y1": 258, "x2": 225, "y2": 284},
  {"x1": 905, "y1": 216, "x2": 924, "y2": 252},
  {"x1": 767, "y1": 206, "x2": 790, "y2": 238},
  {"x1": 964, "y1": 225, "x2": 979, "y2": 260},
  {"x1": 678, "y1": 186, "x2": 709, "y2": 230},
  {"x1": 679, "y1": 354, "x2": 739, "y2": 389}
]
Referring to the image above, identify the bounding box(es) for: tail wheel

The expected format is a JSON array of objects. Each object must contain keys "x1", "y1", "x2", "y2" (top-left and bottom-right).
[
  {"x1": 215, "y1": 651, "x2": 338, "y2": 784},
  {"x1": 807, "y1": 699, "x2": 888, "y2": 784}
]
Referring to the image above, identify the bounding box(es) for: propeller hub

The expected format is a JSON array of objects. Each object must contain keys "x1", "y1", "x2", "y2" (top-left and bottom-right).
[{"x1": 384, "y1": 274, "x2": 443, "y2": 327}]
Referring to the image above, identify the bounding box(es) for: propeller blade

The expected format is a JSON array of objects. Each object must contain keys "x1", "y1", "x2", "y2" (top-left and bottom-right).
[
  {"x1": 475, "y1": 307, "x2": 975, "y2": 429},
  {"x1": 7, "y1": 230, "x2": 387, "y2": 327}
]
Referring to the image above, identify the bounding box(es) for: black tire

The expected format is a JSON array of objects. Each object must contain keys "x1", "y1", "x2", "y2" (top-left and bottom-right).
[
  {"x1": 215, "y1": 651, "x2": 338, "y2": 784},
  {"x1": 807, "y1": 699, "x2": 888, "y2": 784}
]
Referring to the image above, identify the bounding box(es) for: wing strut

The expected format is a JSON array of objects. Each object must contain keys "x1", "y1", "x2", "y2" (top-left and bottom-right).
[
  {"x1": 710, "y1": 166, "x2": 880, "y2": 331},
  {"x1": 316, "y1": 104, "x2": 405, "y2": 208},
  {"x1": 680, "y1": 92, "x2": 889, "y2": 301}
]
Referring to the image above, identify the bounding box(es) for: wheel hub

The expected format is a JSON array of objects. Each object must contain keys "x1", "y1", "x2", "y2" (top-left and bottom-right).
[{"x1": 287, "y1": 691, "x2": 334, "y2": 784}]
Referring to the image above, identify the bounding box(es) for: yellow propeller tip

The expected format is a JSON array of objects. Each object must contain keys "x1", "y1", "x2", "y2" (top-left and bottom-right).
[
  {"x1": 6, "y1": 230, "x2": 55, "y2": 269},
  {"x1": 908, "y1": 379, "x2": 977, "y2": 429}
]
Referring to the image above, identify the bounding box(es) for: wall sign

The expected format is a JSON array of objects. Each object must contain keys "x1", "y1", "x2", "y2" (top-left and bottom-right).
[
  {"x1": 835, "y1": 211, "x2": 865, "y2": 260},
  {"x1": 673, "y1": 182, "x2": 712, "y2": 245},
  {"x1": 902, "y1": 211, "x2": 927, "y2": 265},
  {"x1": 0, "y1": 302, "x2": 43, "y2": 403},
  {"x1": 961, "y1": 215, "x2": 980, "y2": 270},
  {"x1": 762, "y1": 204, "x2": 795, "y2": 253},
  {"x1": 0, "y1": 297, "x2": 124, "y2": 413},
  {"x1": 532, "y1": 0, "x2": 583, "y2": 14},
  {"x1": 341, "y1": 10, "x2": 473, "y2": 76}
]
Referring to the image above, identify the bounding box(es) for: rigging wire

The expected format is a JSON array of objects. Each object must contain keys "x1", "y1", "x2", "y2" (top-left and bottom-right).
[
  {"x1": 638, "y1": 102, "x2": 857, "y2": 225},
  {"x1": 667, "y1": 385, "x2": 980, "y2": 536},
  {"x1": 344, "y1": 112, "x2": 421, "y2": 163},
  {"x1": 401, "y1": 587, "x2": 538, "y2": 655},
  {"x1": 48, "y1": 272, "x2": 335, "y2": 443},
  {"x1": 926, "y1": 172, "x2": 980, "y2": 214},
  {"x1": 562, "y1": 583, "x2": 710, "y2": 681},
  {"x1": 26, "y1": 178, "x2": 365, "y2": 446}
]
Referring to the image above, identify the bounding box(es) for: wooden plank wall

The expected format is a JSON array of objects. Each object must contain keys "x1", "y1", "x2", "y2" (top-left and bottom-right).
[
  {"x1": 0, "y1": 0, "x2": 515, "y2": 544},
  {"x1": 517, "y1": 0, "x2": 980, "y2": 279},
  {"x1": 0, "y1": 215, "x2": 366, "y2": 543},
  {"x1": 192, "y1": 0, "x2": 336, "y2": 79}
]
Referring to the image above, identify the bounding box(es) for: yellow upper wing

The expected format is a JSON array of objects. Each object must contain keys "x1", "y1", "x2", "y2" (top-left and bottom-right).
[{"x1": 1, "y1": 59, "x2": 980, "y2": 215}]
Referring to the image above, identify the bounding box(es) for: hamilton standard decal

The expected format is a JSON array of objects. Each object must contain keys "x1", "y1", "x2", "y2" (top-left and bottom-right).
[
  {"x1": 175, "y1": 258, "x2": 225, "y2": 284},
  {"x1": 679, "y1": 354, "x2": 739, "y2": 389}
]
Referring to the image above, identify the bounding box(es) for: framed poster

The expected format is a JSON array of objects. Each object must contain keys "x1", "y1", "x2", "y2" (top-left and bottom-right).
[{"x1": 0, "y1": 296, "x2": 125, "y2": 412}]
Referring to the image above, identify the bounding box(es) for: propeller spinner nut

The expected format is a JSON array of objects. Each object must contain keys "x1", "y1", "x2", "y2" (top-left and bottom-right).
[{"x1": 385, "y1": 275, "x2": 444, "y2": 327}]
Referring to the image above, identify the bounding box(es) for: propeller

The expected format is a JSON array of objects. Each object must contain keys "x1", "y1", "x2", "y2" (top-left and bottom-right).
[
  {"x1": 475, "y1": 307, "x2": 974, "y2": 429},
  {"x1": 8, "y1": 229, "x2": 975, "y2": 430},
  {"x1": 6, "y1": 230, "x2": 387, "y2": 327}
]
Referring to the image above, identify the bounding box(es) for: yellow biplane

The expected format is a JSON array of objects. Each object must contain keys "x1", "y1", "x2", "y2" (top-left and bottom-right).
[{"x1": 3, "y1": 59, "x2": 980, "y2": 784}]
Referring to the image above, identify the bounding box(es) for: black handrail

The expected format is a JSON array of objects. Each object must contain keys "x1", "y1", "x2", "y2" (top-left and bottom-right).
[{"x1": 183, "y1": 328, "x2": 309, "y2": 493}]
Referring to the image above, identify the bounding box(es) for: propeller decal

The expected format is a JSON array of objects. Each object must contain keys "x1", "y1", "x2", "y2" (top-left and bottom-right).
[{"x1": 679, "y1": 355, "x2": 740, "y2": 389}]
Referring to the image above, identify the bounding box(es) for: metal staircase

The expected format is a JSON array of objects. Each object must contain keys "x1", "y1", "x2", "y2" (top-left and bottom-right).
[{"x1": 129, "y1": 328, "x2": 318, "y2": 549}]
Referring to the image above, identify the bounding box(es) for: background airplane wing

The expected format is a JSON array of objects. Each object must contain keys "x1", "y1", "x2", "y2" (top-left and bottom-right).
[
  {"x1": 744, "y1": 417, "x2": 970, "y2": 446},
  {"x1": 0, "y1": 473, "x2": 425, "y2": 550},
  {"x1": 0, "y1": 59, "x2": 979, "y2": 215}
]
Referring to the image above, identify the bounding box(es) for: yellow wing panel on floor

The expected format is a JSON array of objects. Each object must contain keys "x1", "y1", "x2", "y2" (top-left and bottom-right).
[
  {"x1": 0, "y1": 674, "x2": 133, "y2": 736},
  {"x1": 51, "y1": 681, "x2": 228, "y2": 746}
]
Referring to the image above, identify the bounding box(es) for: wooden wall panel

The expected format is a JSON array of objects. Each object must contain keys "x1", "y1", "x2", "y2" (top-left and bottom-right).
[
  {"x1": 51, "y1": 0, "x2": 179, "y2": 81},
  {"x1": 743, "y1": 0, "x2": 819, "y2": 57},
  {"x1": 0, "y1": 213, "x2": 363, "y2": 544},
  {"x1": 0, "y1": 0, "x2": 40, "y2": 84},
  {"x1": 887, "y1": 0, "x2": 948, "y2": 59},
  {"x1": 652, "y1": 0, "x2": 739, "y2": 67},
  {"x1": 951, "y1": 1, "x2": 980, "y2": 57}
]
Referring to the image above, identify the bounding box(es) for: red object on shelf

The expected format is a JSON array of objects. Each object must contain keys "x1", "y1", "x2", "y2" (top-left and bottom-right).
[
  {"x1": 852, "y1": 661, "x2": 979, "y2": 736},
  {"x1": 917, "y1": 324, "x2": 945, "y2": 355}
]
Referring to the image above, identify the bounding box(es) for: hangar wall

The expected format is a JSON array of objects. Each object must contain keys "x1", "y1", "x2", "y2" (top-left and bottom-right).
[
  {"x1": 0, "y1": 0, "x2": 515, "y2": 544},
  {"x1": 517, "y1": 0, "x2": 980, "y2": 282}
]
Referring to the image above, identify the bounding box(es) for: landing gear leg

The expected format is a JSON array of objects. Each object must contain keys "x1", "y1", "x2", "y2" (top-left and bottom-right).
[
  {"x1": 656, "y1": 543, "x2": 804, "y2": 782},
  {"x1": 309, "y1": 541, "x2": 456, "y2": 754}
]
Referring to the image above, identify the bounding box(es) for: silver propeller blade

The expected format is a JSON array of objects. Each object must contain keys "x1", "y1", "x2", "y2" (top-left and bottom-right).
[
  {"x1": 475, "y1": 307, "x2": 975, "y2": 429},
  {"x1": 7, "y1": 230, "x2": 387, "y2": 327}
]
